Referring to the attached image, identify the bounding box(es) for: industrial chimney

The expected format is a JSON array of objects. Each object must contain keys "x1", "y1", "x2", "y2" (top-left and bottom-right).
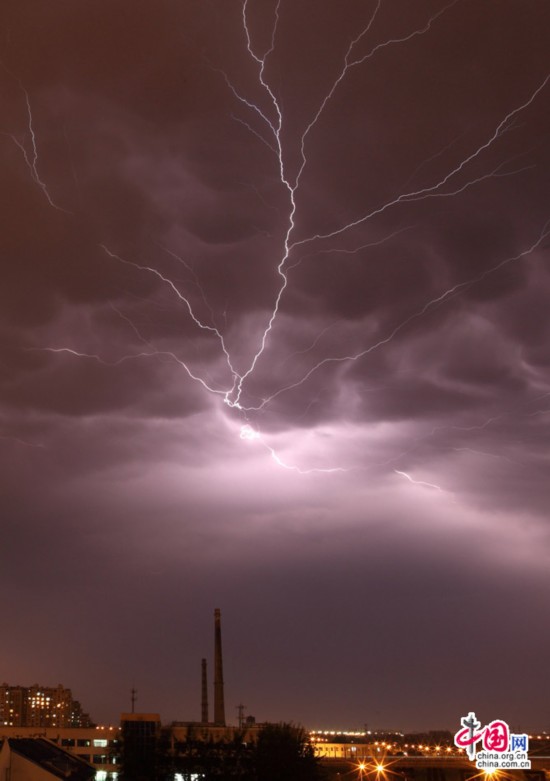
[
  {"x1": 213, "y1": 608, "x2": 226, "y2": 726},
  {"x1": 201, "y1": 658, "x2": 209, "y2": 724}
]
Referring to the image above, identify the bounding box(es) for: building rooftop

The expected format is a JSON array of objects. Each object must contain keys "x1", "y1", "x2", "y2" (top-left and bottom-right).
[{"x1": 5, "y1": 737, "x2": 95, "y2": 781}]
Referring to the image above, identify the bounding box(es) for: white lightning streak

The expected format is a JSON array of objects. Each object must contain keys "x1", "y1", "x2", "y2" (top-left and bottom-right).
[
  {"x1": 33, "y1": 347, "x2": 228, "y2": 397},
  {"x1": 110, "y1": 304, "x2": 152, "y2": 348},
  {"x1": 1, "y1": 66, "x2": 70, "y2": 213},
  {"x1": 157, "y1": 242, "x2": 219, "y2": 331},
  {"x1": 220, "y1": 0, "x2": 460, "y2": 410},
  {"x1": 225, "y1": 0, "x2": 294, "y2": 404},
  {"x1": 291, "y1": 73, "x2": 550, "y2": 249},
  {"x1": 402, "y1": 129, "x2": 471, "y2": 189},
  {"x1": 278, "y1": 321, "x2": 342, "y2": 367},
  {"x1": 287, "y1": 225, "x2": 414, "y2": 271},
  {"x1": 394, "y1": 469, "x2": 445, "y2": 493},
  {"x1": 240, "y1": 424, "x2": 348, "y2": 474},
  {"x1": 230, "y1": 112, "x2": 278, "y2": 154},
  {"x1": 267, "y1": 446, "x2": 348, "y2": 474},
  {"x1": 99, "y1": 244, "x2": 240, "y2": 391},
  {"x1": 430, "y1": 416, "x2": 503, "y2": 436},
  {"x1": 293, "y1": 0, "x2": 382, "y2": 188},
  {"x1": 248, "y1": 219, "x2": 550, "y2": 411},
  {"x1": 295, "y1": 0, "x2": 461, "y2": 188}
]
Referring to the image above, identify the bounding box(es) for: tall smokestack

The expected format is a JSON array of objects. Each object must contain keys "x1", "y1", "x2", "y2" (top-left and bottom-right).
[
  {"x1": 213, "y1": 608, "x2": 226, "y2": 726},
  {"x1": 201, "y1": 658, "x2": 209, "y2": 724}
]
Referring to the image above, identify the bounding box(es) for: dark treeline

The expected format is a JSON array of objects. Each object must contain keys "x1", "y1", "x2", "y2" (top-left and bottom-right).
[{"x1": 119, "y1": 721, "x2": 326, "y2": 781}]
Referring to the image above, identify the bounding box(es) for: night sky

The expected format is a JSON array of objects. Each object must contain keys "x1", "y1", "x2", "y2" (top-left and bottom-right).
[{"x1": 1, "y1": 0, "x2": 549, "y2": 732}]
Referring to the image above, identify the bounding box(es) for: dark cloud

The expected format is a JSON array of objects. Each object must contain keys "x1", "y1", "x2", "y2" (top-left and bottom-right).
[{"x1": 1, "y1": 0, "x2": 549, "y2": 732}]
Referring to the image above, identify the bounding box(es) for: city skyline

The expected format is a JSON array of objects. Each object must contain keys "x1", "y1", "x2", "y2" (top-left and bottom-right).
[{"x1": 1, "y1": 1, "x2": 549, "y2": 730}]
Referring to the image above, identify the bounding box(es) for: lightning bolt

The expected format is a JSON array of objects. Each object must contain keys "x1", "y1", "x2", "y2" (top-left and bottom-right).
[
  {"x1": 248, "y1": 219, "x2": 550, "y2": 411},
  {"x1": 291, "y1": 72, "x2": 550, "y2": 250},
  {"x1": 1, "y1": 65, "x2": 70, "y2": 213},
  {"x1": 31, "y1": 346, "x2": 229, "y2": 399},
  {"x1": 240, "y1": 424, "x2": 348, "y2": 474},
  {"x1": 394, "y1": 469, "x2": 446, "y2": 494},
  {"x1": 222, "y1": 0, "x2": 466, "y2": 410},
  {"x1": 286, "y1": 225, "x2": 415, "y2": 272}
]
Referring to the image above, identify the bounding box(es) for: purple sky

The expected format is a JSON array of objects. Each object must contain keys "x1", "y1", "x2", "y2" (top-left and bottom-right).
[{"x1": 1, "y1": 0, "x2": 549, "y2": 732}]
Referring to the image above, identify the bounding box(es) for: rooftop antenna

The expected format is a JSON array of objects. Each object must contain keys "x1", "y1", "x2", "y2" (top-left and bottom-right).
[{"x1": 131, "y1": 687, "x2": 137, "y2": 714}]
